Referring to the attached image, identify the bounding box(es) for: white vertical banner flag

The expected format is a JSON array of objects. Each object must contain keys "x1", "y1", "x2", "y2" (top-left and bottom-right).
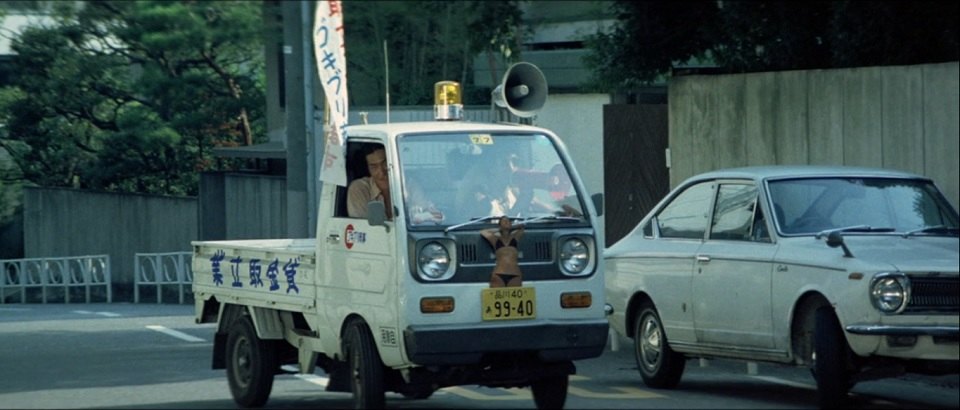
[{"x1": 314, "y1": 0, "x2": 348, "y2": 186}]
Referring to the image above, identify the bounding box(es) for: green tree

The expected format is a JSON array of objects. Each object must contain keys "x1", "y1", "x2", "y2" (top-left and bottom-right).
[
  {"x1": 585, "y1": 0, "x2": 959, "y2": 89},
  {"x1": 584, "y1": 1, "x2": 720, "y2": 89},
  {"x1": 343, "y1": 0, "x2": 525, "y2": 106},
  {"x1": 0, "y1": 1, "x2": 266, "y2": 197}
]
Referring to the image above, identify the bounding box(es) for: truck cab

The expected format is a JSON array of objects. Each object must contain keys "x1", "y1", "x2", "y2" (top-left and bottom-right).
[{"x1": 316, "y1": 120, "x2": 608, "y2": 406}]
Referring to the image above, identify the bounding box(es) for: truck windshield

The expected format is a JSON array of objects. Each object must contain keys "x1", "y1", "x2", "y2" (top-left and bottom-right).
[
  {"x1": 767, "y1": 177, "x2": 960, "y2": 236},
  {"x1": 397, "y1": 132, "x2": 586, "y2": 228}
]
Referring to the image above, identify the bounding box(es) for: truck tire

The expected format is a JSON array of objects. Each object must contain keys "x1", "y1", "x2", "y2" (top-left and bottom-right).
[
  {"x1": 634, "y1": 302, "x2": 685, "y2": 389},
  {"x1": 531, "y1": 374, "x2": 568, "y2": 409},
  {"x1": 813, "y1": 306, "x2": 854, "y2": 408},
  {"x1": 344, "y1": 320, "x2": 385, "y2": 409},
  {"x1": 225, "y1": 315, "x2": 276, "y2": 408}
]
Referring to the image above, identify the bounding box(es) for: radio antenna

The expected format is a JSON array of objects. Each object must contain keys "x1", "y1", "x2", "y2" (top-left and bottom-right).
[{"x1": 384, "y1": 40, "x2": 390, "y2": 123}]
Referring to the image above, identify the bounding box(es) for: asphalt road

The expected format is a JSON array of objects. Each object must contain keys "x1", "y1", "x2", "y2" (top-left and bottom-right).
[{"x1": 1, "y1": 303, "x2": 957, "y2": 409}]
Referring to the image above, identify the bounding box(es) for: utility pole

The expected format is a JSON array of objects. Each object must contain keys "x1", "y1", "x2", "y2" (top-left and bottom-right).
[
  {"x1": 282, "y1": 0, "x2": 308, "y2": 238},
  {"x1": 278, "y1": 0, "x2": 326, "y2": 238},
  {"x1": 301, "y1": 0, "x2": 319, "y2": 238}
]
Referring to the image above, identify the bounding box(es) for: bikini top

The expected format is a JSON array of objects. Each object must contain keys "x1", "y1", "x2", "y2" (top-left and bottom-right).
[{"x1": 495, "y1": 238, "x2": 518, "y2": 250}]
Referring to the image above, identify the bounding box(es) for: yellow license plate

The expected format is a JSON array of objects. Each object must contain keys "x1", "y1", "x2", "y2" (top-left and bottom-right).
[{"x1": 481, "y1": 287, "x2": 536, "y2": 321}]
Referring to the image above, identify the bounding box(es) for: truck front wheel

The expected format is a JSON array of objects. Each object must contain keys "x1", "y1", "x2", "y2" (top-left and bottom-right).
[
  {"x1": 531, "y1": 374, "x2": 568, "y2": 409},
  {"x1": 226, "y1": 315, "x2": 277, "y2": 408},
  {"x1": 344, "y1": 320, "x2": 385, "y2": 409}
]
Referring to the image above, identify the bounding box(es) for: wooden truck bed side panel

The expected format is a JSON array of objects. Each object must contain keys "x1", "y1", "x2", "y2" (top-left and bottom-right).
[{"x1": 192, "y1": 239, "x2": 318, "y2": 313}]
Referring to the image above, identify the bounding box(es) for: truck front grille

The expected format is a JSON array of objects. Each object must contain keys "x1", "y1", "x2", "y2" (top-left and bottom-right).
[
  {"x1": 459, "y1": 243, "x2": 478, "y2": 264},
  {"x1": 533, "y1": 241, "x2": 552, "y2": 261},
  {"x1": 457, "y1": 241, "x2": 552, "y2": 264},
  {"x1": 906, "y1": 275, "x2": 960, "y2": 313}
]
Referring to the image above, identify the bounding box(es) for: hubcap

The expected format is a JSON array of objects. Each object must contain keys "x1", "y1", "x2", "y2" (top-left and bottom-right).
[
  {"x1": 234, "y1": 337, "x2": 252, "y2": 388},
  {"x1": 638, "y1": 315, "x2": 662, "y2": 371}
]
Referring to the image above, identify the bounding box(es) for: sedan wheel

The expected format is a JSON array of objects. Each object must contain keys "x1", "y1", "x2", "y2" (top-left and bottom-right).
[
  {"x1": 813, "y1": 306, "x2": 855, "y2": 408},
  {"x1": 634, "y1": 303, "x2": 685, "y2": 388}
]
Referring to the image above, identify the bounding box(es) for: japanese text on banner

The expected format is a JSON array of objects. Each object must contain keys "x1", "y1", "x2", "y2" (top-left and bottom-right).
[{"x1": 314, "y1": 0, "x2": 347, "y2": 186}]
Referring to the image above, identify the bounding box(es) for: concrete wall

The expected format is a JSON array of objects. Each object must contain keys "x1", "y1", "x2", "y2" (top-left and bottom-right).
[
  {"x1": 669, "y1": 62, "x2": 960, "y2": 208},
  {"x1": 535, "y1": 93, "x2": 610, "y2": 245},
  {"x1": 198, "y1": 172, "x2": 287, "y2": 241},
  {"x1": 23, "y1": 187, "x2": 197, "y2": 300}
]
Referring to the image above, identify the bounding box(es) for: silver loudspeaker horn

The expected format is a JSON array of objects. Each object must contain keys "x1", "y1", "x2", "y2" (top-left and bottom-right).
[{"x1": 492, "y1": 62, "x2": 548, "y2": 118}]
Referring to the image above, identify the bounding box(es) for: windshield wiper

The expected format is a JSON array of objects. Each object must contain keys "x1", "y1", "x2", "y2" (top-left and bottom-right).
[
  {"x1": 444, "y1": 214, "x2": 582, "y2": 233},
  {"x1": 444, "y1": 215, "x2": 502, "y2": 233},
  {"x1": 515, "y1": 214, "x2": 581, "y2": 227},
  {"x1": 902, "y1": 225, "x2": 960, "y2": 238},
  {"x1": 815, "y1": 225, "x2": 895, "y2": 239}
]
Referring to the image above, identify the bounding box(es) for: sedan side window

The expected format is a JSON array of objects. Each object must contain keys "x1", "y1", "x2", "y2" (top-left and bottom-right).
[
  {"x1": 710, "y1": 183, "x2": 759, "y2": 241},
  {"x1": 657, "y1": 182, "x2": 714, "y2": 239}
]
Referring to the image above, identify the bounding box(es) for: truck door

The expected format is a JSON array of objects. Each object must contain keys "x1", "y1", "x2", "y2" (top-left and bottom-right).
[{"x1": 316, "y1": 142, "x2": 397, "y2": 322}]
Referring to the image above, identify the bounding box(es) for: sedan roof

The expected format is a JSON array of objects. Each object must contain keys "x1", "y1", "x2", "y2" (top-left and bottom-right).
[{"x1": 686, "y1": 165, "x2": 927, "y2": 184}]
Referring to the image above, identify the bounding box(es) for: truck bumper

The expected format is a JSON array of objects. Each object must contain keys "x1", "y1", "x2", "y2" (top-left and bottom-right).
[{"x1": 403, "y1": 319, "x2": 609, "y2": 365}]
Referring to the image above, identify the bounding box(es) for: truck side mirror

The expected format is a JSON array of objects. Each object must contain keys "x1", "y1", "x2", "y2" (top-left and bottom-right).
[
  {"x1": 591, "y1": 193, "x2": 604, "y2": 217},
  {"x1": 367, "y1": 201, "x2": 389, "y2": 230}
]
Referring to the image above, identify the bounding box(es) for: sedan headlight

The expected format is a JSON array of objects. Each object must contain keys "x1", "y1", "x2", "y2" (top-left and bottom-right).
[
  {"x1": 418, "y1": 242, "x2": 451, "y2": 280},
  {"x1": 559, "y1": 238, "x2": 589, "y2": 275},
  {"x1": 870, "y1": 272, "x2": 911, "y2": 314}
]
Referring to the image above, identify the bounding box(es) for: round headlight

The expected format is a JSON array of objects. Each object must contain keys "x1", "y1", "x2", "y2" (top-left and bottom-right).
[
  {"x1": 559, "y1": 238, "x2": 589, "y2": 274},
  {"x1": 870, "y1": 274, "x2": 910, "y2": 314},
  {"x1": 418, "y1": 242, "x2": 450, "y2": 280}
]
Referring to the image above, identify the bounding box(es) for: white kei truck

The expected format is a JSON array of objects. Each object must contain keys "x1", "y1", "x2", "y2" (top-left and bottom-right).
[{"x1": 192, "y1": 72, "x2": 608, "y2": 409}]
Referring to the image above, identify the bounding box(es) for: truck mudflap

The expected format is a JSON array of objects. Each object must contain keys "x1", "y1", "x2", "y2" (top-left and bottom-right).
[{"x1": 403, "y1": 319, "x2": 609, "y2": 365}]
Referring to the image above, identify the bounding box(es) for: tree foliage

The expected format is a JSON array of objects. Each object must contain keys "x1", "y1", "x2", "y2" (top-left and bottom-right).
[
  {"x1": 343, "y1": 0, "x2": 525, "y2": 106},
  {"x1": 586, "y1": 0, "x2": 959, "y2": 89},
  {"x1": 0, "y1": 1, "x2": 266, "y2": 197}
]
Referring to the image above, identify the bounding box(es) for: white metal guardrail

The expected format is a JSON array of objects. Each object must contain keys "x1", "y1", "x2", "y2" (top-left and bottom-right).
[
  {"x1": 0, "y1": 255, "x2": 112, "y2": 304},
  {"x1": 134, "y1": 252, "x2": 193, "y2": 304}
]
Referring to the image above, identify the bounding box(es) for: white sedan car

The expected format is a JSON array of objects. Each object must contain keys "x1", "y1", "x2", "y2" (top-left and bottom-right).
[{"x1": 605, "y1": 166, "x2": 959, "y2": 407}]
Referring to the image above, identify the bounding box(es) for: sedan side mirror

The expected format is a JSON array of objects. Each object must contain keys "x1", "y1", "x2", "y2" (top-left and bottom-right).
[{"x1": 826, "y1": 231, "x2": 853, "y2": 258}]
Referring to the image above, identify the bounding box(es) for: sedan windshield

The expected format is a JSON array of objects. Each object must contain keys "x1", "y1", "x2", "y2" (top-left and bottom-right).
[
  {"x1": 767, "y1": 177, "x2": 959, "y2": 235},
  {"x1": 397, "y1": 132, "x2": 586, "y2": 228}
]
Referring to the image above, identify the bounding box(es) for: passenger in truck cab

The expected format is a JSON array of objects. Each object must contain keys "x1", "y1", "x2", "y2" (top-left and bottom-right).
[
  {"x1": 404, "y1": 176, "x2": 445, "y2": 225},
  {"x1": 347, "y1": 145, "x2": 393, "y2": 220}
]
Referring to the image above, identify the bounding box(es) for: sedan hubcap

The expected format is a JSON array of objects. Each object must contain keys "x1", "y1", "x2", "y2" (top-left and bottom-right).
[{"x1": 639, "y1": 315, "x2": 663, "y2": 370}]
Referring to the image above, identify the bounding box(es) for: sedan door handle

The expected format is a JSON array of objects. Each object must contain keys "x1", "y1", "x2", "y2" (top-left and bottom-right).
[{"x1": 696, "y1": 255, "x2": 711, "y2": 263}]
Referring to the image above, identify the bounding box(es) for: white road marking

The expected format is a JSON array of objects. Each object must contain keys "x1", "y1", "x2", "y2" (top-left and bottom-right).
[
  {"x1": 294, "y1": 374, "x2": 329, "y2": 387},
  {"x1": 145, "y1": 325, "x2": 205, "y2": 342},
  {"x1": 73, "y1": 310, "x2": 121, "y2": 317},
  {"x1": 444, "y1": 386, "x2": 531, "y2": 400},
  {"x1": 290, "y1": 370, "x2": 447, "y2": 397},
  {"x1": 750, "y1": 375, "x2": 816, "y2": 390},
  {"x1": 0, "y1": 307, "x2": 31, "y2": 312}
]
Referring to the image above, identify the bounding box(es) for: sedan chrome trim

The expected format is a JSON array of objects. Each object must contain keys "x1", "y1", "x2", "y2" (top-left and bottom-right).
[{"x1": 845, "y1": 324, "x2": 959, "y2": 337}]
